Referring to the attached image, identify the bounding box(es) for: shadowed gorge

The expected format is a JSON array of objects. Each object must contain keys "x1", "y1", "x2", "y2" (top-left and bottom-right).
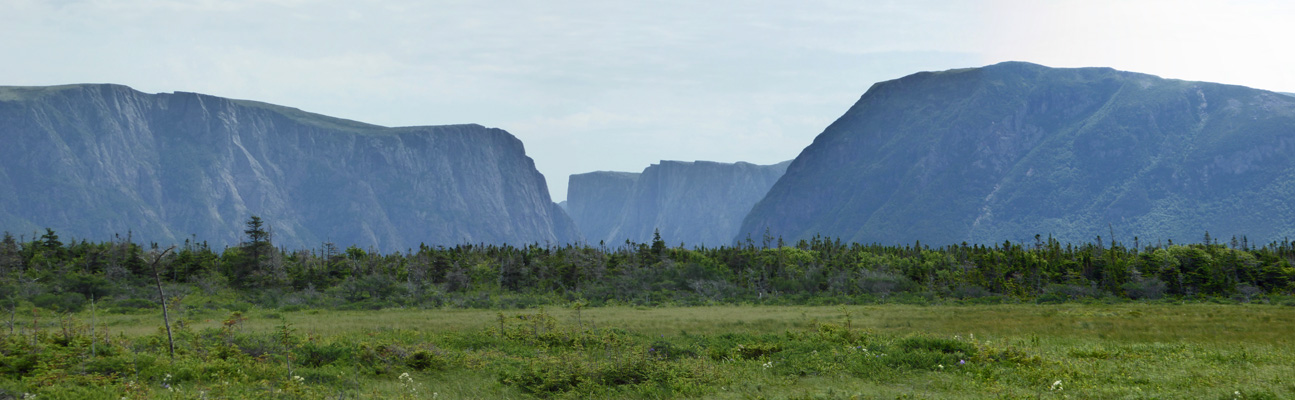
[{"x1": 568, "y1": 160, "x2": 789, "y2": 247}]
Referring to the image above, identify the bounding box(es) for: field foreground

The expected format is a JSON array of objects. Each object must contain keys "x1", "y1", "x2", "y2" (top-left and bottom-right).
[{"x1": 3, "y1": 303, "x2": 1294, "y2": 399}]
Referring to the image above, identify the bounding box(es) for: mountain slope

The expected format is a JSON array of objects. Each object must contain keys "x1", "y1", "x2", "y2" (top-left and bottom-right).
[
  {"x1": 571, "y1": 160, "x2": 789, "y2": 247},
  {"x1": 0, "y1": 84, "x2": 579, "y2": 251},
  {"x1": 739, "y1": 62, "x2": 1295, "y2": 245}
]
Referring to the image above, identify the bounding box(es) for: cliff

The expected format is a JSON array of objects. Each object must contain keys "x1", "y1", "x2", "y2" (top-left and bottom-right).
[
  {"x1": 565, "y1": 171, "x2": 640, "y2": 245},
  {"x1": 0, "y1": 84, "x2": 580, "y2": 251},
  {"x1": 570, "y1": 161, "x2": 789, "y2": 247}
]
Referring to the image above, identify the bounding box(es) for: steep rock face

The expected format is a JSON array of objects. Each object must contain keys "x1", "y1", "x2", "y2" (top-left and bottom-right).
[
  {"x1": 565, "y1": 171, "x2": 640, "y2": 245},
  {"x1": 0, "y1": 84, "x2": 579, "y2": 251},
  {"x1": 570, "y1": 161, "x2": 789, "y2": 247},
  {"x1": 739, "y1": 62, "x2": 1295, "y2": 245}
]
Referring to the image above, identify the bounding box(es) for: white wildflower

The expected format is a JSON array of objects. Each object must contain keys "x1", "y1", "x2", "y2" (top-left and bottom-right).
[{"x1": 1051, "y1": 380, "x2": 1063, "y2": 391}]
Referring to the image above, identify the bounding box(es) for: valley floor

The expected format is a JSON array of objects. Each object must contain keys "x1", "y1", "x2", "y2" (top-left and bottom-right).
[{"x1": 4, "y1": 303, "x2": 1294, "y2": 399}]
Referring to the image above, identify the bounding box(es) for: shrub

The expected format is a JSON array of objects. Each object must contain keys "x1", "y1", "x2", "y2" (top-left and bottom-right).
[
  {"x1": 1123, "y1": 277, "x2": 1167, "y2": 300},
  {"x1": 648, "y1": 339, "x2": 696, "y2": 361},
  {"x1": 406, "y1": 349, "x2": 448, "y2": 371},
  {"x1": 295, "y1": 340, "x2": 354, "y2": 368},
  {"x1": 108, "y1": 298, "x2": 157, "y2": 313},
  {"x1": 1039, "y1": 283, "x2": 1100, "y2": 303},
  {"x1": 32, "y1": 292, "x2": 86, "y2": 313},
  {"x1": 897, "y1": 336, "x2": 976, "y2": 356},
  {"x1": 952, "y1": 284, "x2": 992, "y2": 299},
  {"x1": 733, "y1": 343, "x2": 782, "y2": 360},
  {"x1": 856, "y1": 269, "x2": 910, "y2": 298}
]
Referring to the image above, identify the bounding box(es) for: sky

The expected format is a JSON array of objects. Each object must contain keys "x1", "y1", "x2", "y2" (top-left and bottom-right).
[{"x1": 3, "y1": 0, "x2": 1293, "y2": 201}]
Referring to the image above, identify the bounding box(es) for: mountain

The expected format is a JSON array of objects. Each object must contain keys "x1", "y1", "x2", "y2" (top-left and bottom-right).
[
  {"x1": 565, "y1": 171, "x2": 640, "y2": 245},
  {"x1": 0, "y1": 84, "x2": 579, "y2": 251},
  {"x1": 739, "y1": 62, "x2": 1295, "y2": 246},
  {"x1": 569, "y1": 160, "x2": 790, "y2": 247}
]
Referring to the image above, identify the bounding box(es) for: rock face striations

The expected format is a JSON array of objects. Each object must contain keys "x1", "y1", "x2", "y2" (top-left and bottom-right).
[
  {"x1": 0, "y1": 84, "x2": 579, "y2": 251},
  {"x1": 568, "y1": 160, "x2": 789, "y2": 247},
  {"x1": 739, "y1": 62, "x2": 1295, "y2": 245}
]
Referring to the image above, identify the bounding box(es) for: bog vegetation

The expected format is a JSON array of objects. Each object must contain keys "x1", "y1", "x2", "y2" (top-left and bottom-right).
[{"x1": 2, "y1": 217, "x2": 1295, "y2": 398}]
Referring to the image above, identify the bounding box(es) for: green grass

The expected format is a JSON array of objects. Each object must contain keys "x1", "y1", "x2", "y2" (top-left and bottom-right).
[{"x1": 4, "y1": 303, "x2": 1294, "y2": 399}]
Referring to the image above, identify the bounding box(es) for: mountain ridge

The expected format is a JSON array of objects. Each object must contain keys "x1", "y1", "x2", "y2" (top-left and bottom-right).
[
  {"x1": 739, "y1": 61, "x2": 1295, "y2": 245},
  {"x1": 0, "y1": 83, "x2": 579, "y2": 251}
]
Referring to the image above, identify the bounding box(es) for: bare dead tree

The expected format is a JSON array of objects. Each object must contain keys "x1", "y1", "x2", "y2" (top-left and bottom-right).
[{"x1": 146, "y1": 245, "x2": 176, "y2": 360}]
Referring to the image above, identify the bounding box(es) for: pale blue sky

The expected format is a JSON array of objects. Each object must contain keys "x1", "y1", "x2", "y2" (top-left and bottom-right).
[{"x1": 4, "y1": 0, "x2": 1292, "y2": 201}]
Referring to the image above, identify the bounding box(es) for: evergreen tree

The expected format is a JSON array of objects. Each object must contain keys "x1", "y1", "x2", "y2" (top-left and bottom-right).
[
  {"x1": 0, "y1": 232, "x2": 19, "y2": 273},
  {"x1": 229, "y1": 215, "x2": 274, "y2": 288},
  {"x1": 651, "y1": 229, "x2": 667, "y2": 260},
  {"x1": 40, "y1": 228, "x2": 62, "y2": 252}
]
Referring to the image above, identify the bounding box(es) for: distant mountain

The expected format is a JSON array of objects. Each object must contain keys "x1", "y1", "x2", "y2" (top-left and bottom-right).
[
  {"x1": 569, "y1": 160, "x2": 789, "y2": 247},
  {"x1": 740, "y1": 62, "x2": 1295, "y2": 245},
  {"x1": 1282, "y1": 92, "x2": 1295, "y2": 98},
  {"x1": 566, "y1": 171, "x2": 640, "y2": 245},
  {"x1": 0, "y1": 84, "x2": 579, "y2": 251}
]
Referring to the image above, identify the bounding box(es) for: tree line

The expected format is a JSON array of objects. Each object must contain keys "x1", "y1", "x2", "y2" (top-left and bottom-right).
[{"x1": 3, "y1": 217, "x2": 1295, "y2": 313}]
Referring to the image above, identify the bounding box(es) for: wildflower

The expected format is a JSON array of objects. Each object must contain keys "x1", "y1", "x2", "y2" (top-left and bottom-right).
[
  {"x1": 762, "y1": 361, "x2": 774, "y2": 369},
  {"x1": 938, "y1": 364, "x2": 944, "y2": 370},
  {"x1": 292, "y1": 375, "x2": 304, "y2": 384},
  {"x1": 1051, "y1": 380, "x2": 1063, "y2": 391},
  {"x1": 959, "y1": 359, "x2": 966, "y2": 365}
]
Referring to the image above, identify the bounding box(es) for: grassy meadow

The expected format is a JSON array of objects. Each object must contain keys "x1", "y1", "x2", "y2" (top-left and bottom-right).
[{"x1": 4, "y1": 302, "x2": 1294, "y2": 399}]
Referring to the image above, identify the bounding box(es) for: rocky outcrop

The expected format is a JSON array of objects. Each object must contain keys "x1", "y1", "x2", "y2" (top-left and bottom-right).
[
  {"x1": 739, "y1": 62, "x2": 1295, "y2": 245},
  {"x1": 569, "y1": 161, "x2": 789, "y2": 247},
  {"x1": 0, "y1": 84, "x2": 579, "y2": 251}
]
